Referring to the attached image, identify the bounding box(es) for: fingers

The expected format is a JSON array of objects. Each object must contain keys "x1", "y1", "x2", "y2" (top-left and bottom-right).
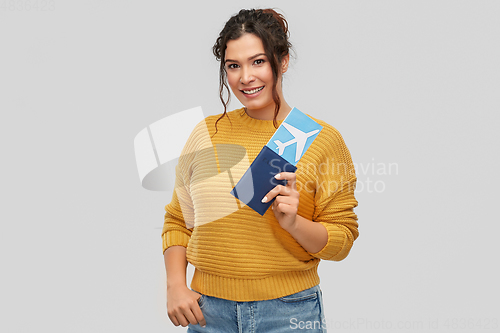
[
  {"x1": 261, "y1": 184, "x2": 287, "y2": 203},
  {"x1": 167, "y1": 311, "x2": 186, "y2": 327},
  {"x1": 168, "y1": 309, "x2": 191, "y2": 327},
  {"x1": 183, "y1": 304, "x2": 202, "y2": 326},
  {"x1": 167, "y1": 295, "x2": 206, "y2": 328},
  {"x1": 262, "y1": 172, "x2": 297, "y2": 203},
  {"x1": 192, "y1": 299, "x2": 207, "y2": 327},
  {"x1": 273, "y1": 194, "x2": 299, "y2": 214},
  {"x1": 169, "y1": 307, "x2": 204, "y2": 327},
  {"x1": 275, "y1": 172, "x2": 297, "y2": 190}
]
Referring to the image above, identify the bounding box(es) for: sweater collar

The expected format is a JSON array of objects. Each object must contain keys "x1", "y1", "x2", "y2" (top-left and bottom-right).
[{"x1": 236, "y1": 107, "x2": 286, "y2": 132}]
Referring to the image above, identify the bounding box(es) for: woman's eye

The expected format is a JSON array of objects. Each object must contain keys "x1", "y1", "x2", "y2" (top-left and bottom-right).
[
  {"x1": 227, "y1": 63, "x2": 238, "y2": 69},
  {"x1": 254, "y1": 59, "x2": 265, "y2": 65}
]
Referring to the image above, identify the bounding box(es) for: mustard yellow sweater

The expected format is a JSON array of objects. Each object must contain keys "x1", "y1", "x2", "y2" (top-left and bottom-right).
[{"x1": 162, "y1": 108, "x2": 359, "y2": 302}]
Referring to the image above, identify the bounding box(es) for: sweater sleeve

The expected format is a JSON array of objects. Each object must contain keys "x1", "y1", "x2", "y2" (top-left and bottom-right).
[
  {"x1": 161, "y1": 163, "x2": 194, "y2": 254},
  {"x1": 307, "y1": 126, "x2": 359, "y2": 261},
  {"x1": 161, "y1": 119, "x2": 212, "y2": 254}
]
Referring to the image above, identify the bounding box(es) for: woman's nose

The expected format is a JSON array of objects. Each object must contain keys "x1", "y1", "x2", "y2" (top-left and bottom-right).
[{"x1": 240, "y1": 67, "x2": 255, "y2": 84}]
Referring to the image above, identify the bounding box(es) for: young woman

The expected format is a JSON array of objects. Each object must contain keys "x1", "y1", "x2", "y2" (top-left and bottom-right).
[{"x1": 162, "y1": 8, "x2": 359, "y2": 333}]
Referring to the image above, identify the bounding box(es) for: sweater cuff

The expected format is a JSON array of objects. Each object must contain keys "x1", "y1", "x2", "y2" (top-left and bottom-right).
[
  {"x1": 308, "y1": 222, "x2": 353, "y2": 261},
  {"x1": 162, "y1": 230, "x2": 191, "y2": 254}
]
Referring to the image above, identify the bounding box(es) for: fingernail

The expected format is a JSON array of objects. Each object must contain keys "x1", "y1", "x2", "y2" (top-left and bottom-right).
[
  {"x1": 202, "y1": 325, "x2": 206, "y2": 328},
  {"x1": 275, "y1": 173, "x2": 281, "y2": 179},
  {"x1": 261, "y1": 196, "x2": 268, "y2": 203}
]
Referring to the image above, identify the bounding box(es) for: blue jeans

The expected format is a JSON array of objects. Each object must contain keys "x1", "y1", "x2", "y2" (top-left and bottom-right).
[{"x1": 187, "y1": 285, "x2": 327, "y2": 333}]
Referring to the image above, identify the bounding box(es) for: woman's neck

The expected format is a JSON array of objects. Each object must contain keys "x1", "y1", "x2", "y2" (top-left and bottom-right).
[{"x1": 245, "y1": 101, "x2": 292, "y2": 121}]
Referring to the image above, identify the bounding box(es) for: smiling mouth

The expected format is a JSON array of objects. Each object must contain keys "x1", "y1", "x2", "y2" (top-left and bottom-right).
[{"x1": 241, "y1": 86, "x2": 264, "y2": 94}]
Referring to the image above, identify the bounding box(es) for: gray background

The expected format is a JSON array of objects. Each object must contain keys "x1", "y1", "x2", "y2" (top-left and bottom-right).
[{"x1": 2, "y1": 0, "x2": 499, "y2": 332}]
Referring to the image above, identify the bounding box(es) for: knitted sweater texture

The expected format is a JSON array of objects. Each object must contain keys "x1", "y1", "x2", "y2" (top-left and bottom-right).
[{"x1": 162, "y1": 108, "x2": 359, "y2": 301}]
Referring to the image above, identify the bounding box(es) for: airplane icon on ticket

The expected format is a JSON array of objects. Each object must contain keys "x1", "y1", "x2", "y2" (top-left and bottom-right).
[
  {"x1": 274, "y1": 122, "x2": 320, "y2": 162},
  {"x1": 266, "y1": 107, "x2": 323, "y2": 165}
]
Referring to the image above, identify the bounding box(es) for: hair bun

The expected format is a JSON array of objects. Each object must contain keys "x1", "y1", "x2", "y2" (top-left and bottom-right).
[{"x1": 262, "y1": 8, "x2": 289, "y2": 36}]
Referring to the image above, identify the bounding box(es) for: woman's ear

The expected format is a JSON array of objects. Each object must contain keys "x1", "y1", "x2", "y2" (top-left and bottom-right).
[{"x1": 281, "y1": 54, "x2": 290, "y2": 74}]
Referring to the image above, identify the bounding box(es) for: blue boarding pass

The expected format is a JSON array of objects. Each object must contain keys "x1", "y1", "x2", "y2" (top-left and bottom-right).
[{"x1": 266, "y1": 107, "x2": 323, "y2": 165}]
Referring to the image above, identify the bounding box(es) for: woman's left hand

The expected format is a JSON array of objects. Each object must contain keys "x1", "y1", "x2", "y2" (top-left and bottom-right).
[{"x1": 262, "y1": 172, "x2": 299, "y2": 231}]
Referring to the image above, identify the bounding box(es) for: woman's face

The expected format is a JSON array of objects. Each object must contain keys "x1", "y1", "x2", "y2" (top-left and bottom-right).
[{"x1": 224, "y1": 33, "x2": 288, "y2": 118}]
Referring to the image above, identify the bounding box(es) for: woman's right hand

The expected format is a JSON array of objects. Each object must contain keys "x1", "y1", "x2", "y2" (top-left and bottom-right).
[{"x1": 166, "y1": 285, "x2": 206, "y2": 328}]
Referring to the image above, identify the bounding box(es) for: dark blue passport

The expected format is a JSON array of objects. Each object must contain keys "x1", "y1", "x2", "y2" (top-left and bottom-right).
[{"x1": 230, "y1": 145, "x2": 297, "y2": 216}]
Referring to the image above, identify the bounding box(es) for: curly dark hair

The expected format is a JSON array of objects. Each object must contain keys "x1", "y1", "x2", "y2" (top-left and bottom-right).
[{"x1": 212, "y1": 8, "x2": 293, "y2": 135}]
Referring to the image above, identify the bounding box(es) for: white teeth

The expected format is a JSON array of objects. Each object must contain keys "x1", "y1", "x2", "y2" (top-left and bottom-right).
[{"x1": 242, "y1": 86, "x2": 264, "y2": 94}]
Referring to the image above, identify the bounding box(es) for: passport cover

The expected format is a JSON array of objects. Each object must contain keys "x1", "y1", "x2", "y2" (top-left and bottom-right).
[{"x1": 230, "y1": 146, "x2": 297, "y2": 215}]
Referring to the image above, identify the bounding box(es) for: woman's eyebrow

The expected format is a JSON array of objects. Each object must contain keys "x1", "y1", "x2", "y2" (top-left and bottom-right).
[{"x1": 226, "y1": 53, "x2": 267, "y2": 63}]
